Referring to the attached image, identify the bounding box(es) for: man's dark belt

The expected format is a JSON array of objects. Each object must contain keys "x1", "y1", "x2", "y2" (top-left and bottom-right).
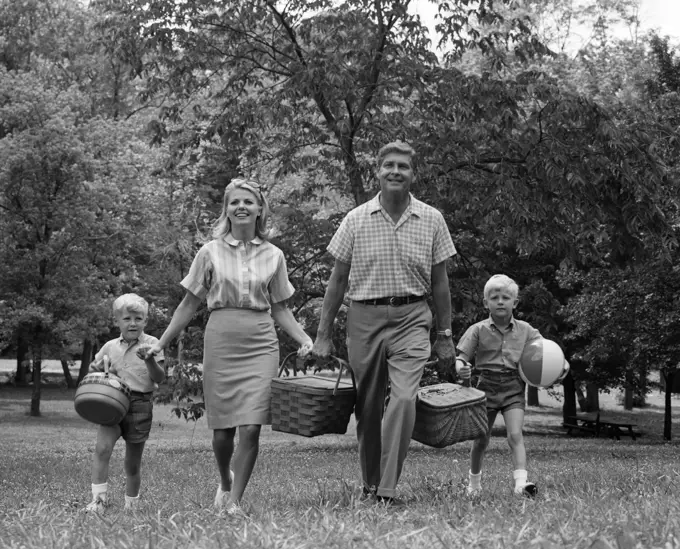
[{"x1": 355, "y1": 295, "x2": 425, "y2": 307}]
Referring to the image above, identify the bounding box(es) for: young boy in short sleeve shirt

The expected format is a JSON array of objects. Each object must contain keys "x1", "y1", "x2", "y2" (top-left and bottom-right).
[
  {"x1": 455, "y1": 275, "x2": 542, "y2": 497},
  {"x1": 84, "y1": 293, "x2": 165, "y2": 513}
]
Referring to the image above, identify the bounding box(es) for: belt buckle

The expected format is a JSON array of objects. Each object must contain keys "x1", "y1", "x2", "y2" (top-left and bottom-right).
[{"x1": 388, "y1": 296, "x2": 399, "y2": 306}]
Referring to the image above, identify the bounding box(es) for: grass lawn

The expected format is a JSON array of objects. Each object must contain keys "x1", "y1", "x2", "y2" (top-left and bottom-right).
[{"x1": 0, "y1": 383, "x2": 679, "y2": 549}]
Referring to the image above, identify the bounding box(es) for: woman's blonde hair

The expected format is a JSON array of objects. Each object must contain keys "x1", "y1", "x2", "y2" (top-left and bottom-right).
[{"x1": 212, "y1": 178, "x2": 271, "y2": 239}]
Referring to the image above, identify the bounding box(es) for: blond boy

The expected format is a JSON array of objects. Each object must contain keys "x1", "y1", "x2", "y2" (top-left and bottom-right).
[
  {"x1": 85, "y1": 293, "x2": 165, "y2": 513},
  {"x1": 455, "y1": 275, "x2": 542, "y2": 497}
]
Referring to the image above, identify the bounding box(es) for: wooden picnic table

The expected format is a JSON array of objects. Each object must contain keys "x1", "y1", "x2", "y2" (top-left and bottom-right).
[{"x1": 563, "y1": 413, "x2": 640, "y2": 440}]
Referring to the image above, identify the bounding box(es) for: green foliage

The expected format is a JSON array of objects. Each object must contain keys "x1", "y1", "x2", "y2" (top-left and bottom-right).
[
  {"x1": 3, "y1": 0, "x2": 680, "y2": 427},
  {"x1": 647, "y1": 34, "x2": 680, "y2": 97},
  {"x1": 155, "y1": 361, "x2": 205, "y2": 422},
  {"x1": 560, "y1": 260, "x2": 680, "y2": 378}
]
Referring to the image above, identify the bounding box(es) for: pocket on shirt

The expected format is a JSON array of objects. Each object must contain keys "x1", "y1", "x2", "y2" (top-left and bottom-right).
[{"x1": 401, "y1": 236, "x2": 429, "y2": 266}]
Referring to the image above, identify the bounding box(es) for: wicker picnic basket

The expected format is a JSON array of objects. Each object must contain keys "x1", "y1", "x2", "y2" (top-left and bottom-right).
[
  {"x1": 270, "y1": 352, "x2": 356, "y2": 437},
  {"x1": 412, "y1": 382, "x2": 488, "y2": 448}
]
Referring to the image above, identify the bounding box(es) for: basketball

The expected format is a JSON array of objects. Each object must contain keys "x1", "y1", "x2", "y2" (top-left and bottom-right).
[{"x1": 518, "y1": 338, "x2": 569, "y2": 388}]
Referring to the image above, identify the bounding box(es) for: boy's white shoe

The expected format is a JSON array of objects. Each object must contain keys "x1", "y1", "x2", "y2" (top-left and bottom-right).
[
  {"x1": 515, "y1": 482, "x2": 538, "y2": 497},
  {"x1": 84, "y1": 497, "x2": 107, "y2": 514},
  {"x1": 466, "y1": 485, "x2": 482, "y2": 497},
  {"x1": 124, "y1": 495, "x2": 140, "y2": 512},
  {"x1": 214, "y1": 470, "x2": 235, "y2": 510}
]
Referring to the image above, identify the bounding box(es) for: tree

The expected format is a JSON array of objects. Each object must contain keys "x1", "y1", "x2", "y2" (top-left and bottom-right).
[
  {"x1": 0, "y1": 66, "x2": 179, "y2": 413},
  {"x1": 86, "y1": 0, "x2": 680, "y2": 436},
  {"x1": 560, "y1": 259, "x2": 680, "y2": 441}
]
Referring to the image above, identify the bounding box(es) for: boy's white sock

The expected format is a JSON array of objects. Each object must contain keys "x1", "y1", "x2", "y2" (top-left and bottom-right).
[
  {"x1": 91, "y1": 482, "x2": 108, "y2": 503},
  {"x1": 469, "y1": 470, "x2": 482, "y2": 490},
  {"x1": 513, "y1": 469, "x2": 528, "y2": 490}
]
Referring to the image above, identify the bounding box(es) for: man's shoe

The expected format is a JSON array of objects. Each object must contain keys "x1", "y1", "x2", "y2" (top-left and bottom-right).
[
  {"x1": 361, "y1": 486, "x2": 377, "y2": 500},
  {"x1": 376, "y1": 495, "x2": 405, "y2": 507}
]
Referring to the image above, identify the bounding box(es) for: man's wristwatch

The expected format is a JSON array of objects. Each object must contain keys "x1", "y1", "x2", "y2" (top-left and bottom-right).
[{"x1": 437, "y1": 329, "x2": 452, "y2": 338}]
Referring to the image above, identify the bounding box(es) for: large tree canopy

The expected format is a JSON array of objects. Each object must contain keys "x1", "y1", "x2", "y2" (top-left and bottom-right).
[{"x1": 2, "y1": 0, "x2": 680, "y2": 430}]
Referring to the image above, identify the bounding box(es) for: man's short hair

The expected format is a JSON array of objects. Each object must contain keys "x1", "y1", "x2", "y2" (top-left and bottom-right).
[
  {"x1": 112, "y1": 293, "x2": 149, "y2": 318},
  {"x1": 484, "y1": 274, "x2": 519, "y2": 300},
  {"x1": 377, "y1": 141, "x2": 416, "y2": 169}
]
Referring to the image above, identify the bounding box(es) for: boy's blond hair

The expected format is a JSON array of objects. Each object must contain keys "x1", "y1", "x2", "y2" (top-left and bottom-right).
[
  {"x1": 483, "y1": 274, "x2": 519, "y2": 300},
  {"x1": 112, "y1": 293, "x2": 149, "y2": 318}
]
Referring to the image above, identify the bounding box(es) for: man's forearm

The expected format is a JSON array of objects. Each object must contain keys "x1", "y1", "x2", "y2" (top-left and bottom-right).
[
  {"x1": 317, "y1": 281, "x2": 346, "y2": 338},
  {"x1": 431, "y1": 280, "x2": 452, "y2": 332}
]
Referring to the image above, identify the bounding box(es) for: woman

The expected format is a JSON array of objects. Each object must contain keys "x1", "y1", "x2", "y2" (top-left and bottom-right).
[{"x1": 146, "y1": 178, "x2": 313, "y2": 516}]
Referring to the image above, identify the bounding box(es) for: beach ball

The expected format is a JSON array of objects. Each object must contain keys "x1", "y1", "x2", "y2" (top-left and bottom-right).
[{"x1": 518, "y1": 338, "x2": 569, "y2": 388}]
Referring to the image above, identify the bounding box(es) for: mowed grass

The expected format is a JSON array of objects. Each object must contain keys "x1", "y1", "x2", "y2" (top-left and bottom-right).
[{"x1": 1, "y1": 384, "x2": 679, "y2": 549}]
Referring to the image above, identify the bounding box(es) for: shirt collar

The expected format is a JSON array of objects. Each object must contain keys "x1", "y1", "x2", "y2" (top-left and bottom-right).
[
  {"x1": 118, "y1": 334, "x2": 141, "y2": 346},
  {"x1": 225, "y1": 233, "x2": 264, "y2": 247},
  {"x1": 488, "y1": 316, "x2": 515, "y2": 331},
  {"x1": 368, "y1": 192, "x2": 424, "y2": 218}
]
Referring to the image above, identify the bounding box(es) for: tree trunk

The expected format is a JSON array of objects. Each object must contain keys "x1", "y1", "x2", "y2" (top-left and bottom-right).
[
  {"x1": 562, "y1": 372, "x2": 577, "y2": 420},
  {"x1": 664, "y1": 371, "x2": 673, "y2": 441},
  {"x1": 623, "y1": 371, "x2": 634, "y2": 410},
  {"x1": 575, "y1": 382, "x2": 588, "y2": 412},
  {"x1": 638, "y1": 365, "x2": 648, "y2": 406},
  {"x1": 78, "y1": 338, "x2": 94, "y2": 384},
  {"x1": 623, "y1": 387, "x2": 634, "y2": 410},
  {"x1": 585, "y1": 382, "x2": 600, "y2": 412},
  {"x1": 15, "y1": 333, "x2": 29, "y2": 386},
  {"x1": 61, "y1": 359, "x2": 76, "y2": 388},
  {"x1": 527, "y1": 385, "x2": 539, "y2": 407},
  {"x1": 30, "y1": 357, "x2": 42, "y2": 417}
]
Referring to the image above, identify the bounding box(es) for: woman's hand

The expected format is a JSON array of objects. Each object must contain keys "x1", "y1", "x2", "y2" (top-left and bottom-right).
[
  {"x1": 298, "y1": 339, "x2": 314, "y2": 357},
  {"x1": 139, "y1": 342, "x2": 162, "y2": 360}
]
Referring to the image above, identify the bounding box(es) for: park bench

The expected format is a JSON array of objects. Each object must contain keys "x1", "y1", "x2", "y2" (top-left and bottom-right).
[
  {"x1": 562, "y1": 415, "x2": 599, "y2": 437},
  {"x1": 563, "y1": 413, "x2": 640, "y2": 440}
]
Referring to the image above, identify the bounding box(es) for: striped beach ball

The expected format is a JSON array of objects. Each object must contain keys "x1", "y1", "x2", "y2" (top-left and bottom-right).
[{"x1": 519, "y1": 338, "x2": 569, "y2": 388}]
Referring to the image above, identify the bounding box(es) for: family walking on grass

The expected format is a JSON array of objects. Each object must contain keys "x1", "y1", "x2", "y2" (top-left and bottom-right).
[{"x1": 83, "y1": 141, "x2": 543, "y2": 516}]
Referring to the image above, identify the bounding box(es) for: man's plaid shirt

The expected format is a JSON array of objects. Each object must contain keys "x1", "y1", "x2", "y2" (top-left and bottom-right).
[{"x1": 327, "y1": 193, "x2": 456, "y2": 301}]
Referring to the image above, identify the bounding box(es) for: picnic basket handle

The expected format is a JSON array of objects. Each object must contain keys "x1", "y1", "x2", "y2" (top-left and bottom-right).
[
  {"x1": 329, "y1": 356, "x2": 356, "y2": 395},
  {"x1": 277, "y1": 352, "x2": 356, "y2": 394},
  {"x1": 427, "y1": 357, "x2": 473, "y2": 387},
  {"x1": 277, "y1": 351, "x2": 302, "y2": 377}
]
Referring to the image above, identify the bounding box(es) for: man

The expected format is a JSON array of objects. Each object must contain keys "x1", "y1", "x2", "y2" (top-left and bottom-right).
[{"x1": 312, "y1": 141, "x2": 457, "y2": 505}]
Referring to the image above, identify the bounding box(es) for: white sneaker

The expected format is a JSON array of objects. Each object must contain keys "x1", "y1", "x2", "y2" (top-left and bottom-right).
[
  {"x1": 515, "y1": 482, "x2": 538, "y2": 497},
  {"x1": 214, "y1": 470, "x2": 235, "y2": 510},
  {"x1": 124, "y1": 497, "x2": 139, "y2": 513},
  {"x1": 466, "y1": 485, "x2": 482, "y2": 497},
  {"x1": 84, "y1": 498, "x2": 107, "y2": 514}
]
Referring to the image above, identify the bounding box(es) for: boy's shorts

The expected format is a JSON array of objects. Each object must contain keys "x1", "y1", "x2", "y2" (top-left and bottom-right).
[
  {"x1": 120, "y1": 392, "x2": 154, "y2": 444},
  {"x1": 476, "y1": 370, "x2": 526, "y2": 413}
]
